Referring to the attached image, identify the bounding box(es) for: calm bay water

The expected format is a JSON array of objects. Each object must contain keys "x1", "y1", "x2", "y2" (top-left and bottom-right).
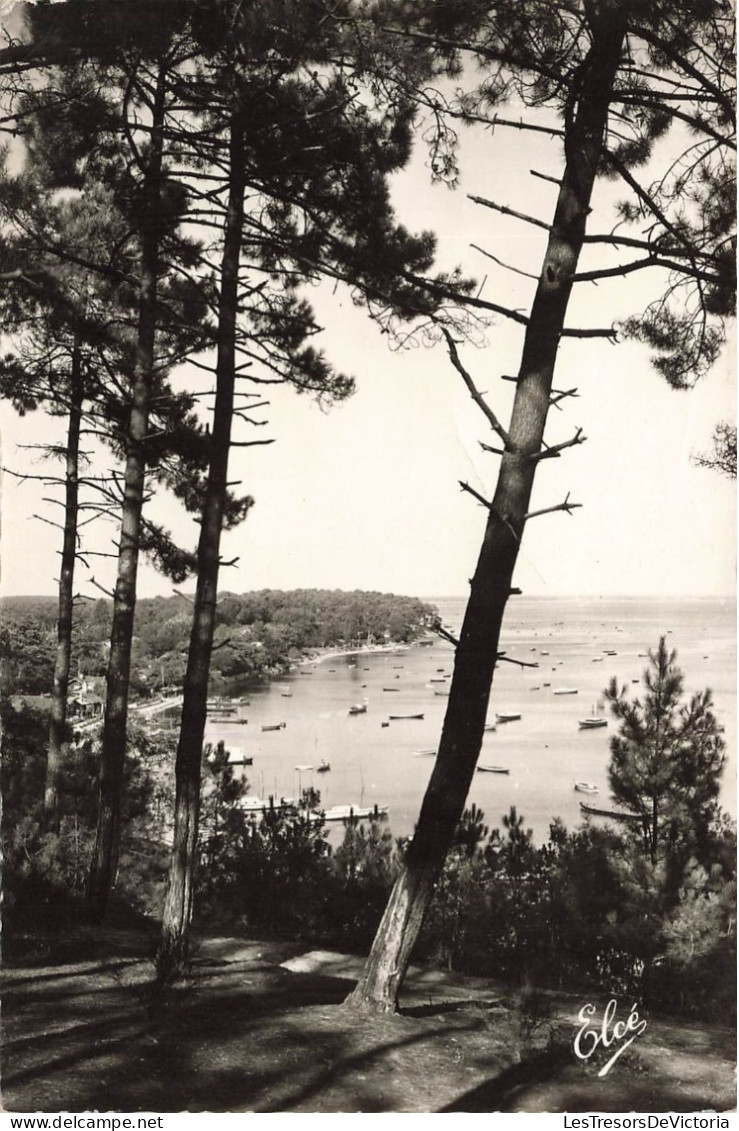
[{"x1": 206, "y1": 596, "x2": 736, "y2": 843}]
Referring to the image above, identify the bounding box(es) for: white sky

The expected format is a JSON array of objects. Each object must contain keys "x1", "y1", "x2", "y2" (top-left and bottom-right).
[{"x1": 0, "y1": 51, "x2": 735, "y2": 601}]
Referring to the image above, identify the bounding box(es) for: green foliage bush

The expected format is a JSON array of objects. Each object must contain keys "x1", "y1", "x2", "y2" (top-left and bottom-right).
[
  {"x1": 415, "y1": 802, "x2": 736, "y2": 1021},
  {"x1": 1, "y1": 698, "x2": 174, "y2": 933}
]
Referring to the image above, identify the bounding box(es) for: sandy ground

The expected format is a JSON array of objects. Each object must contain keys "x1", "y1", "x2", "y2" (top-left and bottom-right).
[{"x1": 3, "y1": 927, "x2": 736, "y2": 1114}]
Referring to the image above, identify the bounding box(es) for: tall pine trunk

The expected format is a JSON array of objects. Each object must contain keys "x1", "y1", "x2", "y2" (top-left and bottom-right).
[
  {"x1": 87, "y1": 67, "x2": 166, "y2": 922},
  {"x1": 157, "y1": 109, "x2": 246, "y2": 981},
  {"x1": 45, "y1": 333, "x2": 83, "y2": 822},
  {"x1": 346, "y1": 5, "x2": 628, "y2": 1013}
]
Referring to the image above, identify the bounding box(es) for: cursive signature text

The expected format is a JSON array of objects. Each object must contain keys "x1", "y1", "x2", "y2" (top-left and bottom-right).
[{"x1": 574, "y1": 999, "x2": 647, "y2": 1077}]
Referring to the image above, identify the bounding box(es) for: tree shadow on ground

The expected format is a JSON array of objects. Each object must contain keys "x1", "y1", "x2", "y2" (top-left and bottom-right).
[
  {"x1": 440, "y1": 1043, "x2": 736, "y2": 1113},
  {"x1": 439, "y1": 1044, "x2": 579, "y2": 1111},
  {"x1": 5, "y1": 938, "x2": 736, "y2": 1115}
]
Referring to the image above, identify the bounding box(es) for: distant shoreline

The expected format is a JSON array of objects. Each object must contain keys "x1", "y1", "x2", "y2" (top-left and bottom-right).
[{"x1": 293, "y1": 641, "x2": 418, "y2": 669}]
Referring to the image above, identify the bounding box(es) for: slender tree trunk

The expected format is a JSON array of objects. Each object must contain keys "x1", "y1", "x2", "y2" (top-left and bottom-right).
[
  {"x1": 346, "y1": 6, "x2": 628, "y2": 1013},
  {"x1": 157, "y1": 109, "x2": 246, "y2": 982},
  {"x1": 45, "y1": 334, "x2": 83, "y2": 823},
  {"x1": 87, "y1": 67, "x2": 166, "y2": 922}
]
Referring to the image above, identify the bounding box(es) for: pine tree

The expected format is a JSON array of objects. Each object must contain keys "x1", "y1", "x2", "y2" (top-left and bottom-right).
[
  {"x1": 605, "y1": 637, "x2": 725, "y2": 871},
  {"x1": 157, "y1": 0, "x2": 471, "y2": 980},
  {"x1": 347, "y1": 0, "x2": 735, "y2": 1012}
]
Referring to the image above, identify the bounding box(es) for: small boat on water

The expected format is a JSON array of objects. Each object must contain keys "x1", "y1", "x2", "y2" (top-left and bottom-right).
[
  {"x1": 477, "y1": 765, "x2": 509, "y2": 774},
  {"x1": 281, "y1": 690, "x2": 293, "y2": 698},
  {"x1": 323, "y1": 803, "x2": 389, "y2": 822},
  {"x1": 580, "y1": 802, "x2": 642, "y2": 822},
  {"x1": 294, "y1": 763, "x2": 313, "y2": 772},
  {"x1": 434, "y1": 689, "x2": 450, "y2": 696},
  {"x1": 429, "y1": 678, "x2": 447, "y2": 683},
  {"x1": 574, "y1": 781, "x2": 598, "y2": 793},
  {"x1": 388, "y1": 712, "x2": 425, "y2": 721},
  {"x1": 578, "y1": 717, "x2": 607, "y2": 730},
  {"x1": 348, "y1": 703, "x2": 367, "y2": 715},
  {"x1": 262, "y1": 722, "x2": 286, "y2": 732},
  {"x1": 317, "y1": 759, "x2": 330, "y2": 773},
  {"x1": 484, "y1": 723, "x2": 497, "y2": 732},
  {"x1": 382, "y1": 687, "x2": 400, "y2": 692},
  {"x1": 553, "y1": 687, "x2": 578, "y2": 695},
  {"x1": 226, "y1": 749, "x2": 253, "y2": 766},
  {"x1": 496, "y1": 712, "x2": 521, "y2": 723}
]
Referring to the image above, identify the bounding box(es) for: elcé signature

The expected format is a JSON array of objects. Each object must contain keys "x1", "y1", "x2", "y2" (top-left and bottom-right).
[{"x1": 574, "y1": 999, "x2": 647, "y2": 1077}]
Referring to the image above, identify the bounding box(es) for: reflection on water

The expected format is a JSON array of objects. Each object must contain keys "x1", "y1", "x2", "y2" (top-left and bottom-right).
[{"x1": 205, "y1": 596, "x2": 736, "y2": 844}]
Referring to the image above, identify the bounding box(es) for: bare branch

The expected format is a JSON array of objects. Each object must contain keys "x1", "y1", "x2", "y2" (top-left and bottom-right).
[
  {"x1": 31, "y1": 513, "x2": 64, "y2": 531},
  {"x1": 471, "y1": 242, "x2": 540, "y2": 281},
  {"x1": 534, "y1": 428, "x2": 586, "y2": 460},
  {"x1": 496, "y1": 652, "x2": 540, "y2": 669},
  {"x1": 459, "y1": 480, "x2": 493, "y2": 508},
  {"x1": 432, "y1": 621, "x2": 460, "y2": 648},
  {"x1": 469, "y1": 194, "x2": 552, "y2": 233},
  {"x1": 530, "y1": 169, "x2": 562, "y2": 186},
  {"x1": 90, "y1": 577, "x2": 115, "y2": 599},
  {"x1": 561, "y1": 325, "x2": 618, "y2": 340},
  {"x1": 572, "y1": 254, "x2": 717, "y2": 286},
  {"x1": 550, "y1": 388, "x2": 580, "y2": 409},
  {"x1": 526, "y1": 493, "x2": 582, "y2": 520},
  {"x1": 441, "y1": 327, "x2": 512, "y2": 446}
]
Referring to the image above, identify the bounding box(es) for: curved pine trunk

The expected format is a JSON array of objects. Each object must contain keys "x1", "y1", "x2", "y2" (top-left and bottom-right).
[
  {"x1": 46, "y1": 334, "x2": 83, "y2": 823},
  {"x1": 87, "y1": 68, "x2": 166, "y2": 923},
  {"x1": 157, "y1": 110, "x2": 246, "y2": 983},
  {"x1": 346, "y1": 7, "x2": 628, "y2": 1013}
]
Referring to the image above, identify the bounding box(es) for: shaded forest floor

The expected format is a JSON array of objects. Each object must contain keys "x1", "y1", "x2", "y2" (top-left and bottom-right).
[{"x1": 3, "y1": 919, "x2": 736, "y2": 1114}]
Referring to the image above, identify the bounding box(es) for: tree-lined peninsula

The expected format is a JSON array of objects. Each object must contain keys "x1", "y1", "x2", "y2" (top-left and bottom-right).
[{"x1": 0, "y1": 589, "x2": 438, "y2": 695}]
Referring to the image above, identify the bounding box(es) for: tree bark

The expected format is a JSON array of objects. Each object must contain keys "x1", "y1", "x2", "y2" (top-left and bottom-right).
[
  {"x1": 346, "y1": 4, "x2": 629, "y2": 1013},
  {"x1": 87, "y1": 66, "x2": 166, "y2": 923},
  {"x1": 45, "y1": 333, "x2": 83, "y2": 823},
  {"x1": 157, "y1": 107, "x2": 246, "y2": 982}
]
